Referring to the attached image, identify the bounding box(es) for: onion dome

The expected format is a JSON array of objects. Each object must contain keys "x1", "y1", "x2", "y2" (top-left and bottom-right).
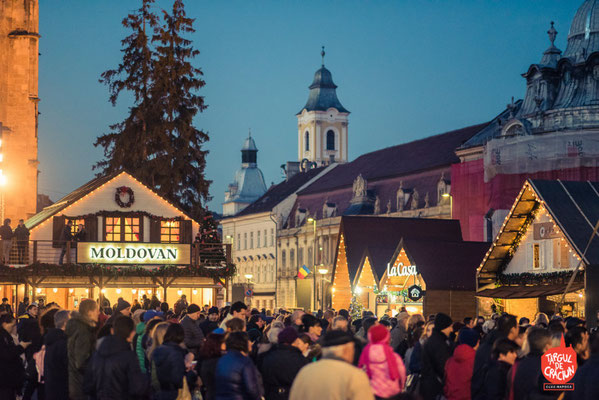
[{"x1": 298, "y1": 47, "x2": 349, "y2": 114}]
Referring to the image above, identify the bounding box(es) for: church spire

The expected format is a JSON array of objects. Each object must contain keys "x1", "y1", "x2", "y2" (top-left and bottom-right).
[{"x1": 321, "y1": 45, "x2": 325, "y2": 66}]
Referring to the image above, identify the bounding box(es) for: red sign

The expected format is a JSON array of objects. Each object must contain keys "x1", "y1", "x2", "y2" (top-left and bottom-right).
[{"x1": 541, "y1": 335, "x2": 577, "y2": 391}]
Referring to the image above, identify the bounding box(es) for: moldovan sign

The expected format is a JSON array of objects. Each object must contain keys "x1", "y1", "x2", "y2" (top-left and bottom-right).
[
  {"x1": 77, "y1": 242, "x2": 191, "y2": 265},
  {"x1": 387, "y1": 263, "x2": 418, "y2": 277}
]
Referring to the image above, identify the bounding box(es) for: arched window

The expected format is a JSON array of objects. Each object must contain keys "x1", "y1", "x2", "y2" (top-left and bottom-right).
[
  {"x1": 305, "y1": 131, "x2": 310, "y2": 151},
  {"x1": 326, "y1": 130, "x2": 335, "y2": 150}
]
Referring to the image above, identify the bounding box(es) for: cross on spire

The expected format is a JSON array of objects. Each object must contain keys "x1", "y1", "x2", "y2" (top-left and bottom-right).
[{"x1": 321, "y1": 46, "x2": 325, "y2": 66}]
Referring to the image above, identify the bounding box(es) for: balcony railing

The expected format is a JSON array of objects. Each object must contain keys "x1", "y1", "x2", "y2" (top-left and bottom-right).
[{"x1": 0, "y1": 240, "x2": 232, "y2": 268}]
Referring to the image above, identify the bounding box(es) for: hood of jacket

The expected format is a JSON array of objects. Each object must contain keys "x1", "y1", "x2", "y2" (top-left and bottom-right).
[
  {"x1": 65, "y1": 314, "x2": 95, "y2": 336},
  {"x1": 97, "y1": 335, "x2": 131, "y2": 357},
  {"x1": 152, "y1": 342, "x2": 184, "y2": 367},
  {"x1": 44, "y1": 328, "x2": 67, "y2": 346},
  {"x1": 452, "y1": 343, "x2": 476, "y2": 363}
]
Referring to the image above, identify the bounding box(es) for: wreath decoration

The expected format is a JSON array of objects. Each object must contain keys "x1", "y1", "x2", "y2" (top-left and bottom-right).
[{"x1": 115, "y1": 186, "x2": 135, "y2": 208}]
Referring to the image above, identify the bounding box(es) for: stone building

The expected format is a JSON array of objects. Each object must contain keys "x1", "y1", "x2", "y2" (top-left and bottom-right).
[{"x1": 0, "y1": 0, "x2": 39, "y2": 222}]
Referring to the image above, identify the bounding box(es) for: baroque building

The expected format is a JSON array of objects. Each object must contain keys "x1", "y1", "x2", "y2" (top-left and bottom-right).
[
  {"x1": 297, "y1": 48, "x2": 349, "y2": 166},
  {"x1": 222, "y1": 134, "x2": 267, "y2": 217},
  {"x1": 0, "y1": 0, "x2": 39, "y2": 221}
]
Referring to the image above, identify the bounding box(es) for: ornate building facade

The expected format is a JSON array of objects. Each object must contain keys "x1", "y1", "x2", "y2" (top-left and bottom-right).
[{"x1": 0, "y1": 0, "x2": 39, "y2": 221}]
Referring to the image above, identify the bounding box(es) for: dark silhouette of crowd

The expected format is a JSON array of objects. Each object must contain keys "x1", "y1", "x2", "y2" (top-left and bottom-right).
[{"x1": 0, "y1": 297, "x2": 594, "y2": 400}]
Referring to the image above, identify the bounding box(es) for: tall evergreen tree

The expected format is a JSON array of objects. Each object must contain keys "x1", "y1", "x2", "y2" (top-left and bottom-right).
[{"x1": 96, "y1": 0, "x2": 211, "y2": 218}]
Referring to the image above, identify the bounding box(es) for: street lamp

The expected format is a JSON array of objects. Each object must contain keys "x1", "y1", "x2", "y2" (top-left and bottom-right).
[
  {"x1": 307, "y1": 217, "x2": 317, "y2": 310},
  {"x1": 318, "y1": 267, "x2": 329, "y2": 310},
  {"x1": 442, "y1": 192, "x2": 453, "y2": 219}
]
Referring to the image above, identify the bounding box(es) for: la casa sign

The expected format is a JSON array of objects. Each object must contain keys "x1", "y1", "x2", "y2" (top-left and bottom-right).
[
  {"x1": 387, "y1": 262, "x2": 418, "y2": 277},
  {"x1": 77, "y1": 242, "x2": 191, "y2": 265}
]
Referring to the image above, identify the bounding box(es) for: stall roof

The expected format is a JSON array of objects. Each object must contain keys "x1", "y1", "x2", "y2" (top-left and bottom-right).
[
  {"x1": 477, "y1": 282, "x2": 585, "y2": 299},
  {"x1": 477, "y1": 179, "x2": 599, "y2": 290},
  {"x1": 395, "y1": 239, "x2": 490, "y2": 291},
  {"x1": 338, "y1": 216, "x2": 464, "y2": 284}
]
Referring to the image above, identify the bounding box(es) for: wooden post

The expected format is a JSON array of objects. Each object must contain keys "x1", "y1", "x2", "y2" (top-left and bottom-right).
[
  {"x1": 66, "y1": 241, "x2": 71, "y2": 264},
  {"x1": 32, "y1": 241, "x2": 37, "y2": 263},
  {"x1": 225, "y1": 243, "x2": 232, "y2": 264}
]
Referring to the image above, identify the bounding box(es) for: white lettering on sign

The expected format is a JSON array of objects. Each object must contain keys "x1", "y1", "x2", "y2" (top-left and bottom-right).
[
  {"x1": 77, "y1": 242, "x2": 191, "y2": 265},
  {"x1": 387, "y1": 263, "x2": 417, "y2": 277}
]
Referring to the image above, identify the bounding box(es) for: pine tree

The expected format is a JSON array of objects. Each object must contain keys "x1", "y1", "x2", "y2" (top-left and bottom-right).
[
  {"x1": 96, "y1": 0, "x2": 211, "y2": 218},
  {"x1": 349, "y1": 295, "x2": 365, "y2": 321}
]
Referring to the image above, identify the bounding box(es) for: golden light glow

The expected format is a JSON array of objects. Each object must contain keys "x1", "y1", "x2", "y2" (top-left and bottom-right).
[
  {"x1": 52, "y1": 288, "x2": 58, "y2": 293},
  {"x1": 69, "y1": 288, "x2": 74, "y2": 294},
  {"x1": 132, "y1": 289, "x2": 137, "y2": 294},
  {"x1": 177, "y1": 289, "x2": 183, "y2": 296},
  {"x1": 192, "y1": 289, "x2": 198, "y2": 295},
  {"x1": 116, "y1": 288, "x2": 122, "y2": 294},
  {"x1": 36, "y1": 288, "x2": 42, "y2": 294}
]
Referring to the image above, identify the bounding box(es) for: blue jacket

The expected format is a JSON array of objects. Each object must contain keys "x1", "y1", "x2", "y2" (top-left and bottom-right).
[{"x1": 214, "y1": 350, "x2": 264, "y2": 400}]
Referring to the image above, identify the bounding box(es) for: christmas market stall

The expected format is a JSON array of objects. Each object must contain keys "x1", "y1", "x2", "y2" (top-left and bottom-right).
[
  {"x1": 476, "y1": 179, "x2": 599, "y2": 325},
  {"x1": 0, "y1": 171, "x2": 235, "y2": 310},
  {"x1": 331, "y1": 216, "x2": 488, "y2": 320}
]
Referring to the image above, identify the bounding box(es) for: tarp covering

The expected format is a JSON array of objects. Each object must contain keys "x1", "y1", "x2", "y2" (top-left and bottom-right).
[{"x1": 484, "y1": 131, "x2": 599, "y2": 182}]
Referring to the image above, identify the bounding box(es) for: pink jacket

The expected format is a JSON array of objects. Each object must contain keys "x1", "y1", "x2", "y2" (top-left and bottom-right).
[{"x1": 362, "y1": 343, "x2": 407, "y2": 398}]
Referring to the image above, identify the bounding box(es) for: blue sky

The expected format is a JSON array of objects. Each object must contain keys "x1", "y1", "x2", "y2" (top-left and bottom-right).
[{"x1": 38, "y1": 0, "x2": 579, "y2": 211}]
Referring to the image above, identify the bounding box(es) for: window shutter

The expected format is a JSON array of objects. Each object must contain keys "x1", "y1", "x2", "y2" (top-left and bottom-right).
[
  {"x1": 84, "y1": 216, "x2": 98, "y2": 242},
  {"x1": 52, "y1": 216, "x2": 66, "y2": 248},
  {"x1": 150, "y1": 218, "x2": 161, "y2": 243},
  {"x1": 526, "y1": 243, "x2": 533, "y2": 270},
  {"x1": 543, "y1": 241, "x2": 553, "y2": 270},
  {"x1": 180, "y1": 220, "x2": 193, "y2": 244}
]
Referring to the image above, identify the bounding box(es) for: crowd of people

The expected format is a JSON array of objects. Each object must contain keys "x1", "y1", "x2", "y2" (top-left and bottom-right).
[{"x1": 0, "y1": 296, "x2": 596, "y2": 400}]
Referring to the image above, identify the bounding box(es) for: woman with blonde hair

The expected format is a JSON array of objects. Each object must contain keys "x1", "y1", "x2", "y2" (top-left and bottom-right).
[{"x1": 147, "y1": 321, "x2": 169, "y2": 362}]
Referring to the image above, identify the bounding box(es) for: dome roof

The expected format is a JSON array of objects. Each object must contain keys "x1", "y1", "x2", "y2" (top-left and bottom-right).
[
  {"x1": 232, "y1": 167, "x2": 267, "y2": 203},
  {"x1": 241, "y1": 136, "x2": 257, "y2": 151},
  {"x1": 564, "y1": 0, "x2": 599, "y2": 61},
  {"x1": 299, "y1": 65, "x2": 349, "y2": 114}
]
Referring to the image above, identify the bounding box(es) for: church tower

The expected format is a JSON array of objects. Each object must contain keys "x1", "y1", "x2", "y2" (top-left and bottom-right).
[
  {"x1": 297, "y1": 48, "x2": 349, "y2": 165},
  {"x1": 0, "y1": 0, "x2": 39, "y2": 221}
]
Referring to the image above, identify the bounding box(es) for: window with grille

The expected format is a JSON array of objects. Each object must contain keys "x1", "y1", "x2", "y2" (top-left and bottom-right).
[
  {"x1": 160, "y1": 220, "x2": 180, "y2": 243},
  {"x1": 105, "y1": 216, "x2": 141, "y2": 242},
  {"x1": 67, "y1": 218, "x2": 85, "y2": 236}
]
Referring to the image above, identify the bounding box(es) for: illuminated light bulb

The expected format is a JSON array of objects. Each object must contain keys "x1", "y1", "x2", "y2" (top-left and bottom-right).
[
  {"x1": 177, "y1": 289, "x2": 183, "y2": 296},
  {"x1": 101, "y1": 288, "x2": 106, "y2": 294},
  {"x1": 69, "y1": 288, "x2": 74, "y2": 294},
  {"x1": 36, "y1": 288, "x2": 42, "y2": 294},
  {"x1": 147, "y1": 289, "x2": 152, "y2": 295},
  {"x1": 116, "y1": 288, "x2": 122, "y2": 294},
  {"x1": 132, "y1": 289, "x2": 137, "y2": 294},
  {"x1": 85, "y1": 288, "x2": 89, "y2": 293},
  {"x1": 53, "y1": 288, "x2": 58, "y2": 293},
  {"x1": 192, "y1": 289, "x2": 198, "y2": 295}
]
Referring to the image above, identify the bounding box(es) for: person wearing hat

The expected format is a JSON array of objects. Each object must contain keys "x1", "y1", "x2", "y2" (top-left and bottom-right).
[
  {"x1": 420, "y1": 312, "x2": 454, "y2": 400},
  {"x1": 260, "y1": 327, "x2": 310, "y2": 400},
  {"x1": 97, "y1": 298, "x2": 131, "y2": 339},
  {"x1": 444, "y1": 328, "x2": 480, "y2": 400},
  {"x1": 180, "y1": 303, "x2": 205, "y2": 360},
  {"x1": 289, "y1": 330, "x2": 374, "y2": 400},
  {"x1": 200, "y1": 306, "x2": 220, "y2": 336}
]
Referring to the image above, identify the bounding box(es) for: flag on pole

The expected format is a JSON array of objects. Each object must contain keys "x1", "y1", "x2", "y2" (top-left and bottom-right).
[{"x1": 298, "y1": 265, "x2": 311, "y2": 279}]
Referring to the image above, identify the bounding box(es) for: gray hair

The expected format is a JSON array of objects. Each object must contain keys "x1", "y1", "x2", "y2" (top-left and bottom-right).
[
  {"x1": 322, "y1": 342, "x2": 352, "y2": 359},
  {"x1": 54, "y1": 310, "x2": 72, "y2": 329},
  {"x1": 267, "y1": 327, "x2": 283, "y2": 343}
]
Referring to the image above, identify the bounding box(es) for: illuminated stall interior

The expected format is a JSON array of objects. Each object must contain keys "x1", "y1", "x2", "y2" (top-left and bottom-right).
[
  {"x1": 477, "y1": 179, "x2": 598, "y2": 320},
  {"x1": 331, "y1": 216, "x2": 486, "y2": 320}
]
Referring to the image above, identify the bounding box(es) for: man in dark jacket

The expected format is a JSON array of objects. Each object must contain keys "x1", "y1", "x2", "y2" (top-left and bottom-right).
[
  {"x1": 97, "y1": 298, "x2": 131, "y2": 338},
  {"x1": 0, "y1": 297, "x2": 13, "y2": 315},
  {"x1": 0, "y1": 218, "x2": 12, "y2": 264},
  {"x1": 18, "y1": 303, "x2": 42, "y2": 400},
  {"x1": 200, "y1": 306, "x2": 220, "y2": 336},
  {"x1": 508, "y1": 327, "x2": 558, "y2": 400},
  {"x1": 180, "y1": 303, "x2": 205, "y2": 358},
  {"x1": 260, "y1": 327, "x2": 309, "y2": 400},
  {"x1": 481, "y1": 338, "x2": 519, "y2": 400},
  {"x1": 215, "y1": 331, "x2": 264, "y2": 400},
  {"x1": 421, "y1": 312, "x2": 454, "y2": 400},
  {"x1": 14, "y1": 219, "x2": 29, "y2": 264},
  {"x1": 67, "y1": 299, "x2": 99, "y2": 400},
  {"x1": 471, "y1": 313, "x2": 518, "y2": 399},
  {"x1": 58, "y1": 220, "x2": 73, "y2": 265},
  {"x1": 571, "y1": 331, "x2": 599, "y2": 399},
  {"x1": 45, "y1": 310, "x2": 71, "y2": 400},
  {"x1": 84, "y1": 315, "x2": 149, "y2": 399}
]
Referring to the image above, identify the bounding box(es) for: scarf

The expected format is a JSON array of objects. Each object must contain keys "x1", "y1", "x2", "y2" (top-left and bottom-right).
[{"x1": 358, "y1": 324, "x2": 400, "y2": 381}]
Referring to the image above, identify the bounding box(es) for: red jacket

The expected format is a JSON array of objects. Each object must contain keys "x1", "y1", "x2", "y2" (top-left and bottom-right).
[{"x1": 444, "y1": 344, "x2": 476, "y2": 400}]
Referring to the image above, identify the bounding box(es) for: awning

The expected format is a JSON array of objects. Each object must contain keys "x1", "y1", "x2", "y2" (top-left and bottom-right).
[{"x1": 477, "y1": 282, "x2": 584, "y2": 299}]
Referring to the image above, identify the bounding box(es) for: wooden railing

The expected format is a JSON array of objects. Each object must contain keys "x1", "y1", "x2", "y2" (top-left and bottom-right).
[{"x1": 0, "y1": 240, "x2": 232, "y2": 267}]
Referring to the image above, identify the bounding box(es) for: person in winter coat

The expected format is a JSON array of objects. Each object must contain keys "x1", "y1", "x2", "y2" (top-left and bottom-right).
[
  {"x1": 471, "y1": 314, "x2": 518, "y2": 400},
  {"x1": 260, "y1": 327, "x2": 309, "y2": 400},
  {"x1": 570, "y1": 330, "x2": 599, "y2": 400},
  {"x1": 97, "y1": 298, "x2": 131, "y2": 338},
  {"x1": 14, "y1": 219, "x2": 29, "y2": 264},
  {"x1": 200, "y1": 306, "x2": 221, "y2": 336},
  {"x1": 481, "y1": 338, "x2": 519, "y2": 400},
  {"x1": 199, "y1": 332, "x2": 225, "y2": 400},
  {"x1": 152, "y1": 323, "x2": 197, "y2": 400},
  {"x1": 180, "y1": 303, "x2": 205, "y2": 359},
  {"x1": 358, "y1": 323, "x2": 407, "y2": 399},
  {"x1": 44, "y1": 310, "x2": 71, "y2": 400},
  {"x1": 18, "y1": 303, "x2": 42, "y2": 400},
  {"x1": 507, "y1": 327, "x2": 557, "y2": 400},
  {"x1": 84, "y1": 315, "x2": 149, "y2": 399},
  {"x1": 444, "y1": 328, "x2": 480, "y2": 400},
  {"x1": 214, "y1": 331, "x2": 264, "y2": 400},
  {"x1": 0, "y1": 218, "x2": 13, "y2": 264},
  {"x1": 421, "y1": 312, "x2": 454, "y2": 400},
  {"x1": 66, "y1": 299, "x2": 99, "y2": 400},
  {"x1": 390, "y1": 311, "x2": 409, "y2": 350},
  {"x1": 0, "y1": 313, "x2": 30, "y2": 399}
]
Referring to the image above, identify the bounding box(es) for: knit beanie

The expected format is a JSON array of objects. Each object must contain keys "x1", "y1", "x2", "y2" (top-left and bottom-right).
[
  {"x1": 208, "y1": 306, "x2": 219, "y2": 315},
  {"x1": 278, "y1": 326, "x2": 299, "y2": 345},
  {"x1": 187, "y1": 304, "x2": 201, "y2": 314},
  {"x1": 434, "y1": 312, "x2": 453, "y2": 331},
  {"x1": 116, "y1": 298, "x2": 131, "y2": 313},
  {"x1": 458, "y1": 328, "x2": 480, "y2": 348}
]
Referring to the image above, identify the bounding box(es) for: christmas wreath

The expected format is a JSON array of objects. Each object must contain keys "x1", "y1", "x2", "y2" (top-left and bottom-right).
[{"x1": 115, "y1": 186, "x2": 135, "y2": 208}]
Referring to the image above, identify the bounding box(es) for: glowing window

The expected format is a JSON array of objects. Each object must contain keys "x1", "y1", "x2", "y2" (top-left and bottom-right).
[
  {"x1": 160, "y1": 220, "x2": 180, "y2": 243},
  {"x1": 104, "y1": 216, "x2": 141, "y2": 242}
]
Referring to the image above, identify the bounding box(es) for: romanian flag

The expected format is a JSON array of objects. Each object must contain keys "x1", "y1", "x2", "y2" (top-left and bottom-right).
[{"x1": 298, "y1": 265, "x2": 311, "y2": 279}]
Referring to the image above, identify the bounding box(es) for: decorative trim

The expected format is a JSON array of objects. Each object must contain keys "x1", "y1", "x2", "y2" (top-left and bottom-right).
[{"x1": 497, "y1": 271, "x2": 580, "y2": 286}]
